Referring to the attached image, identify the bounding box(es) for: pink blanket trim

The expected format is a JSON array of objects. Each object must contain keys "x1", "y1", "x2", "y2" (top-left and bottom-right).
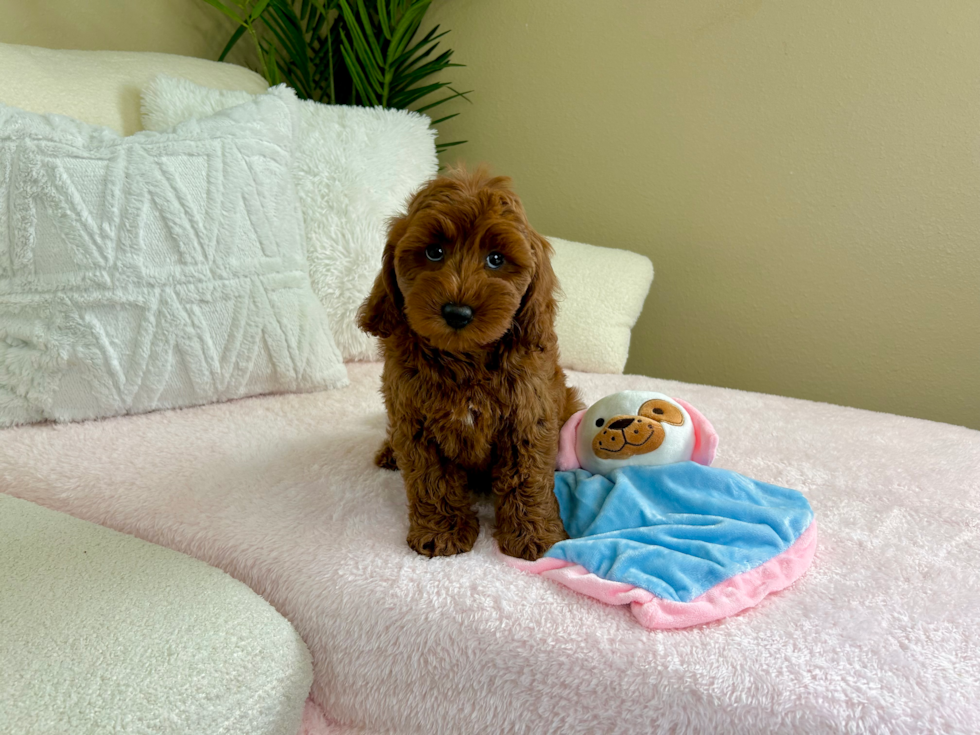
[
  {"x1": 503, "y1": 521, "x2": 817, "y2": 630},
  {"x1": 555, "y1": 409, "x2": 585, "y2": 471}
]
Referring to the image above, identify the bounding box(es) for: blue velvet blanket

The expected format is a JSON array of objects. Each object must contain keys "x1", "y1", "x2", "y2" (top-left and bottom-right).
[{"x1": 544, "y1": 462, "x2": 815, "y2": 604}]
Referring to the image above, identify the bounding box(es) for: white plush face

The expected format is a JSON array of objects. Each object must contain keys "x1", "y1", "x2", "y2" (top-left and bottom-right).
[{"x1": 577, "y1": 391, "x2": 696, "y2": 475}]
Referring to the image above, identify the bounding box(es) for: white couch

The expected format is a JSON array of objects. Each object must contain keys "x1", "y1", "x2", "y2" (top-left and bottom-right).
[
  {"x1": 0, "y1": 494, "x2": 313, "y2": 735},
  {"x1": 1, "y1": 41, "x2": 979, "y2": 735}
]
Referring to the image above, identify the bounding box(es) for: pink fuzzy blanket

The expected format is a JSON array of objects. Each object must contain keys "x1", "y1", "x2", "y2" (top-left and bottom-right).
[{"x1": 2, "y1": 363, "x2": 979, "y2": 734}]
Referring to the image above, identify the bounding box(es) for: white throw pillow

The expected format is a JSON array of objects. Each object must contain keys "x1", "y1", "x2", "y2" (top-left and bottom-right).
[
  {"x1": 0, "y1": 86, "x2": 347, "y2": 428},
  {"x1": 141, "y1": 75, "x2": 439, "y2": 361},
  {"x1": 549, "y1": 236, "x2": 654, "y2": 374}
]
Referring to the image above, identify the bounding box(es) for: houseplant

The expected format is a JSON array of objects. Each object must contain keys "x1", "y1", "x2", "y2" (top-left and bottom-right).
[{"x1": 200, "y1": 0, "x2": 468, "y2": 152}]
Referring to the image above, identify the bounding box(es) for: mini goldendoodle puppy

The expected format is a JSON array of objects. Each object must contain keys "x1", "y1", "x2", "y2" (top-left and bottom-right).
[{"x1": 357, "y1": 168, "x2": 582, "y2": 561}]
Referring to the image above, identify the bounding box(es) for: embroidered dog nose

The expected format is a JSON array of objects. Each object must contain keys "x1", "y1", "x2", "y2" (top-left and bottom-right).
[
  {"x1": 607, "y1": 417, "x2": 635, "y2": 430},
  {"x1": 442, "y1": 303, "x2": 474, "y2": 329}
]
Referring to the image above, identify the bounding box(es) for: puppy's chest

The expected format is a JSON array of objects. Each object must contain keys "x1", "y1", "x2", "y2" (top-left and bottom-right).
[
  {"x1": 421, "y1": 383, "x2": 503, "y2": 460},
  {"x1": 433, "y1": 386, "x2": 497, "y2": 434}
]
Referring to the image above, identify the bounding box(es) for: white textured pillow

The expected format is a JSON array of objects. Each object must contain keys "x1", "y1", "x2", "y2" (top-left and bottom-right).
[
  {"x1": 549, "y1": 236, "x2": 654, "y2": 374},
  {"x1": 141, "y1": 75, "x2": 439, "y2": 361},
  {"x1": 0, "y1": 86, "x2": 347, "y2": 428}
]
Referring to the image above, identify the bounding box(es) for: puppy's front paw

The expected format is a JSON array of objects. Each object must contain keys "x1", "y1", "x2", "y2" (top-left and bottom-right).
[
  {"x1": 497, "y1": 522, "x2": 568, "y2": 561},
  {"x1": 407, "y1": 521, "x2": 479, "y2": 557}
]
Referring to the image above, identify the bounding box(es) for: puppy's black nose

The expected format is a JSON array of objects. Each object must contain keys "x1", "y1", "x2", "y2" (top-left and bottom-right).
[{"x1": 442, "y1": 303, "x2": 474, "y2": 329}]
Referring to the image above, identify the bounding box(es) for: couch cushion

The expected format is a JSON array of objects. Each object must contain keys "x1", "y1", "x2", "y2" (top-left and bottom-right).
[
  {"x1": 2, "y1": 363, "x2": 977, "y2": 733},
  {"x1": 0, "y1": 42, "x2": 267, "y2": 136},
  {"x1": 549, "y1": 235, "x2": 653, "y2": 373},
  {"x1": 0, "y1": 494, "x2": 312, "y2": 735}
]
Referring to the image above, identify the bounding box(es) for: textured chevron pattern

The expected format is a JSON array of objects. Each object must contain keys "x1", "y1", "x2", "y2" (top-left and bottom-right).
[{"x1": 0, "y1": 87, "x2": 347, "y2": 427}]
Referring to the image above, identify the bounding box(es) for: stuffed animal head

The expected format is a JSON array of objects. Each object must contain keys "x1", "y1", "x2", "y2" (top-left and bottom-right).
[{"x1": 556, "y1": 390, "x2": 718, "y2": 475}]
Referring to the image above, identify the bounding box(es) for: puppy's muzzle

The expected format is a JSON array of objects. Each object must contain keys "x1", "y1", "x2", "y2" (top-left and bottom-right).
[{"x1": 442, "y1": 303, "x2": 474, "y2": 329}]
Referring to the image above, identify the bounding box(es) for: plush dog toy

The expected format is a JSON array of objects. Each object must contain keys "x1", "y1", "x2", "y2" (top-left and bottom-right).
[
  {"x1": 506, "y1": 390, "x2": 817, "y2": 630},
  {"x1": 556, "y1": 390, "x2": 718, "y2": 473}
]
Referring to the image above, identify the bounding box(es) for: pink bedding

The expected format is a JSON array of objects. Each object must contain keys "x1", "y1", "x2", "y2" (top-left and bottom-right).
[
  {"x1": 503, "y1": 521, "x2": 819, "y2": 631},
  {"x1": 2, "y1": 363, "x2": 978, "y2": 734}
]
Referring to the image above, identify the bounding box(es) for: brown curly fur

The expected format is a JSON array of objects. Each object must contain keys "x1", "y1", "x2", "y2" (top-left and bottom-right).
[{"x1": 357, "y1": 167, "x2": 583, "y2": 561}]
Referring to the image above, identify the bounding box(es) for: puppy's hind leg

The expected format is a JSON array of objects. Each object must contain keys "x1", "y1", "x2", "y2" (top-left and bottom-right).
[{"x1": 374, "y1": 439, "x2": 398, "y2": 470}]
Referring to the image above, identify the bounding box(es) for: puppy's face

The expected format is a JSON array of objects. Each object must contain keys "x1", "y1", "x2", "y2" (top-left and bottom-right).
[{"x1": 390, "y1": 175, "x2": 539, "y2": 352}]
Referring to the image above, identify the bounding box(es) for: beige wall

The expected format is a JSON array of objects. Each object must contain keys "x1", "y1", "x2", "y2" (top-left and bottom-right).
[
  {"x1": 0, "y1": 0, "x2": 243, "y2": 62},
  {"x1": 418, "y1": 0, "x2": 980, "y2": 430},
  {"x1": 2, "y1": 0, "x2": 977, "y2": 428}
]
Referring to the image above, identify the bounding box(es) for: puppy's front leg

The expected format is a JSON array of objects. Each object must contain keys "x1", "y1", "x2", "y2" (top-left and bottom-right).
[
  {"x1": 398, "y1": 441, "x2": 479, "y2": 557},
  {"x1": 492, "y1": 431, "x2": 568, "y2": 561}
]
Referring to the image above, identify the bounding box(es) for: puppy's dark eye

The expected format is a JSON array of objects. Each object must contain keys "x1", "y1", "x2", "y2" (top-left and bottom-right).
[
  {"x1": 425, "y1": 244, "x2": 444, "y2": 262},
  {"x1": 595, "y1": 418, "x2": 604, "y2": 427},
  {"x1": 485, "y1": 252, "x2": 505, "y2": 270}
]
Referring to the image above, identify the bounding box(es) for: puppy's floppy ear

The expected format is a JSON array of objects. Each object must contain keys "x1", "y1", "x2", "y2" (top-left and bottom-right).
[
  {"x1": 513, "y1": 228, "x2": 560, "y2": 349},
  {"x1": 357, "y1": 216, "x2": 407, "y2": 339}
]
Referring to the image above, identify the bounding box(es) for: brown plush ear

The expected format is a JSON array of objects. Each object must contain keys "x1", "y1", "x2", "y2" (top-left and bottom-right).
[
  {"x1": 513, "y1": 229, "x2": 560, "y2": 350},
  {"x1": 639, "y1": 399, "x2": 686, "y2": 426},
  {"x1": 357, "y1": 216, "x2": 407, "y2": 339}
]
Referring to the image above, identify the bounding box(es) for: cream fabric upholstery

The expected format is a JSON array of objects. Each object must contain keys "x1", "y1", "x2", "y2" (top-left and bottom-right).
[
  {"x1": 550, "y1": 236, "x2": 654, "y2": 373},
  {"x1": 0, "y1": 494, "x2": 312, "y2": 735},
  {"x1": 0, "y1": 42, "x2": 267, "y2": 135}
]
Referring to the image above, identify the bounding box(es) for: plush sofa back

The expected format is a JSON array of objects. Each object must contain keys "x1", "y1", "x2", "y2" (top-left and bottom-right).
[
  {"x1": 0, "y1": 42, "x2": 654, "y2": 375},
  {"x1": 0, "y1": 41, "x2": 267, "y2": 135}
]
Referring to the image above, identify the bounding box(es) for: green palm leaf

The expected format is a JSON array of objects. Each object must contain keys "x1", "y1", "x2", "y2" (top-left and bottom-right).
[
  {"x1": 200, "y1": 0, "x2": 242, "y2": 23},
  {"x1": 218, "y1": 25, "x2": 247, "y2": 61},
  {"x1": 200, "y1": 0, "x2": 470, "y2": 152}
]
